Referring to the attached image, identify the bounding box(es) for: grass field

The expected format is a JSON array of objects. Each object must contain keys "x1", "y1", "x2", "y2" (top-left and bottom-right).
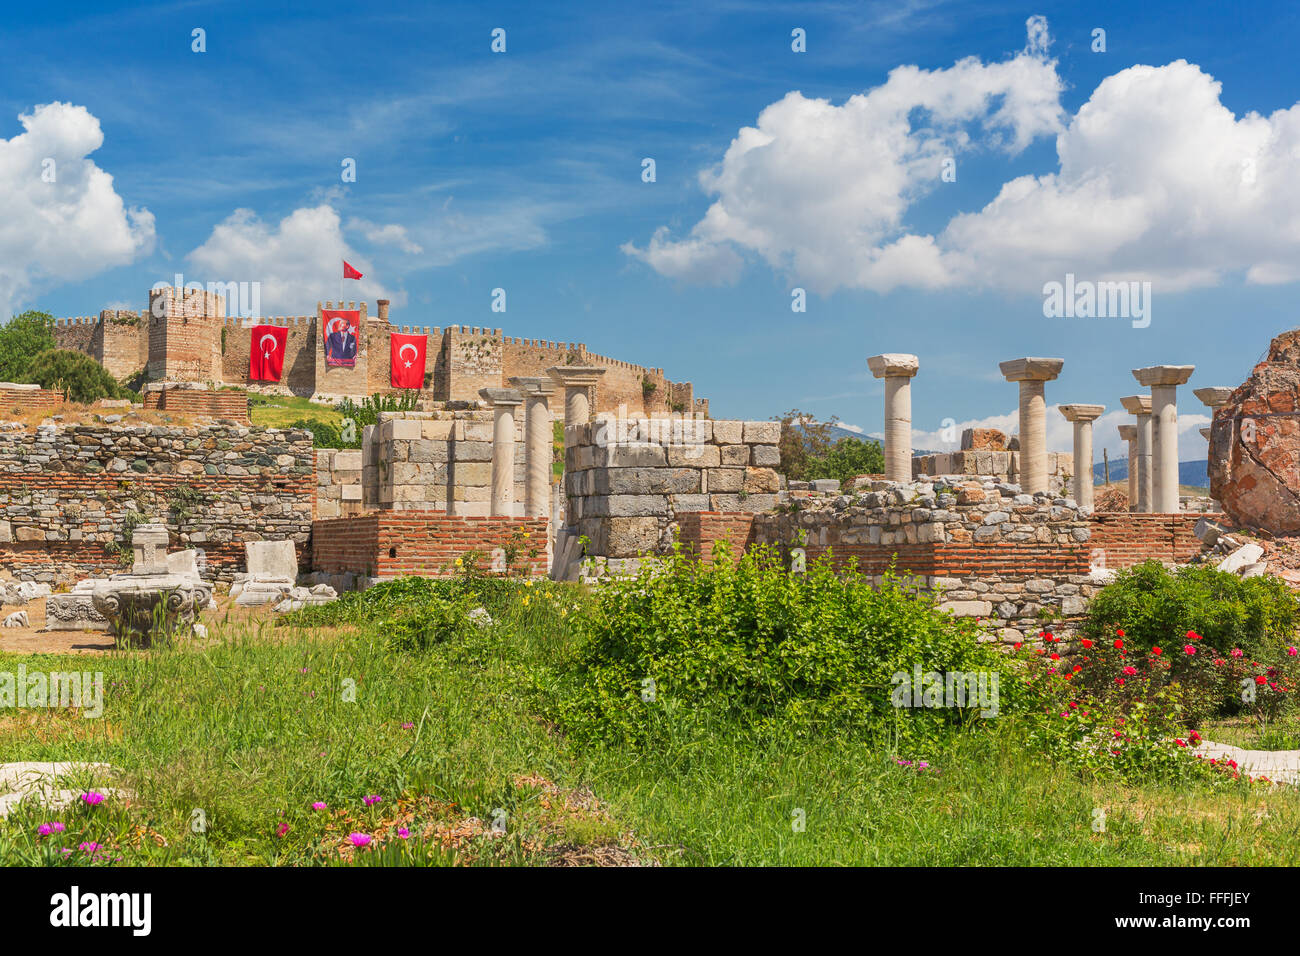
[
  {"x1": 2, "y1": 580, "x2": 1298, "y2": 867},
  {"x1": 247, "y1": 394, "x2": 342, "y2": 432}
]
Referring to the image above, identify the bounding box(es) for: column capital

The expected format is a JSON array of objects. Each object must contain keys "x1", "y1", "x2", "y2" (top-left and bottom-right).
[
  {"x1": 1118, "y1": 424, "x2": 1137, "y2": 441},
  {"x1": 867, "y1": 353, "x2": 919, "y2": 379},
  {"x1": 1132, "y1": 364, "x2": 1194, "y2": 387},
  {"x1": 1193, "y1": 386, "x2": 1233, "y2": 408},
  {"x1": 479, "y1": 386, "x2": 523, "y2": 407},
  {"x1": 999, "y1": 357, "x2": 1064, "y2": 382},
  {"x1": 1120, "y1": 394, "x2": 1152, "y2": 415},
  {"x1": 1059, "y1": 403, "x2": 1105, "y2": 423},
  {"x1": 508, "y1": 376, "x2": 557, "y2": 398},
  {"x1": 547, "y1": 365, "x2": 606, "y2": 389}
]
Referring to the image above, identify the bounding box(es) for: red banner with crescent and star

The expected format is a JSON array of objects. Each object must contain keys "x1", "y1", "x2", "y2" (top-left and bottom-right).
[
  {"x1": 249, "y1": 325, "x2": 288, "y2": 382},
  {"x1": 322, "y1": 309, "x2": 360, "y2": 368},
  {"x1": 390, "y1": 333, "x2": 427, "y2": 389}
]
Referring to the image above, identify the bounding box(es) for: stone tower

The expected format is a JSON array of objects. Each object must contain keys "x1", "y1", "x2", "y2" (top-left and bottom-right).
[{"x1": 146, "y1": 286, "x2": 225, "y2": 382}]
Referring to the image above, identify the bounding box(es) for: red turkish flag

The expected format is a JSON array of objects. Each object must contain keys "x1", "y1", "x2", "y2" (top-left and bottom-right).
[
  {"x1": 390, "y1": 333, "x2": 427, "y2": 389},
  {"x1": 250, "y1": 325, "x2": 289, "y2": 382},
  {"x1": 342, "y1": 260, "x2": 363, "y2": 280}
]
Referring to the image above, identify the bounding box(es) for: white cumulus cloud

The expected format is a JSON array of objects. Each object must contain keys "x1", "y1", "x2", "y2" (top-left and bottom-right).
[
  {"x1": 188, "y1": 204, "x2": 401, "y2": 315},
  {"x1": 627, "y1": 16, "x2": 1300, "y2": 297},
  {"x1": 0, "y1": 102, "x2": 154, "y2": 318}
]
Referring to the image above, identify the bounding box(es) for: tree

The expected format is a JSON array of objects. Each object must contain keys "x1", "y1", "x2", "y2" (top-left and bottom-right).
[
  {"x1": 0, "y1": 311, "x2": 56, "y2": 382},
  {"x1": 24, "y1": 349, "x2": 134, "y2": 404},
  {"x1": 773, "y1": 408, "x2": 884, "y2": 482}
]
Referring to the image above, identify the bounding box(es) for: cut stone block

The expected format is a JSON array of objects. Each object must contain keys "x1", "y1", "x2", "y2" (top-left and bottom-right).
[{"x1": 245, "y1": 540, "x2": 298, "y2": 579}]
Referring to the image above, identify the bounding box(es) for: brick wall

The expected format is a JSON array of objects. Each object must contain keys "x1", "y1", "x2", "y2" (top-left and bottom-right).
[
  {"x1": 0, "y1": 386, "x2": 64, "y2": 412},
  {"x1": 312, "y1": 512, "x2": 549, "y2": 578},
  {"x1": 1089, "y1": 512, "x2": 1219, "y2": 567},
  {"x1": 677, "y1": 512, "x2": 756, "y2": 563},
  {"x1": 0, "y1": 422, "x2": 314, "y2": 584},
  {"x1": 142, "y1": 386, "x2": 250, "y2": 422}
]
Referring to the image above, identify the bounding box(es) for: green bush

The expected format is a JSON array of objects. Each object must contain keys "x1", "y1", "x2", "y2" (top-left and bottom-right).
[
  {"x1": 335, "y1": 392, "x2": 422, "y2": 448},
  {"x1": 805, "y1": 436, "x2": 885, "y2": 483},
  {"x1": 1082, "y1": 561, "x2": 1300, "y2": 663},
  {"x1": 551, "y1": 544, "x2": 1020, "y2": 747},
  {"x1": 23, "y1": 349, "x2": 136, "y2": 404},
  {"x1": 291, "y1": 418, "x2": 342, "y2": 448}
]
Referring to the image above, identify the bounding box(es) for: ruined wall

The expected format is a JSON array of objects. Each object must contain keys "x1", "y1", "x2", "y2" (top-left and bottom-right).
[
  {"x1": 0, "y1": 386, "x2": 64, "y2": 412},
  {"x1": 565, "y1": 416, "x2": 781, "y2": 557},
  {"x1": 142, "y1": 384, "x2": 249, "y2": 422},
  {"x1": 0, "y1": 422, "x2": 313, "y2": 584},
  {"x1": 315, "y1": 448, "x2": 364, "y2": 520},
  {"x1": 914, "y1": 450, "x2": 1073, "y2": 494},
  {"x1": 312, "y1": 512, "x2": 549, "y2": 578},
  {"x1": 372, "y1": 410, "x2": 526, "y2": 516}
]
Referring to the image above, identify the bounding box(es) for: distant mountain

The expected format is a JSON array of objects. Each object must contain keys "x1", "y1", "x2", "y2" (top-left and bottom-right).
[{"x1": 1094, "y1": 459, "x2": 1208, "y2": 490}]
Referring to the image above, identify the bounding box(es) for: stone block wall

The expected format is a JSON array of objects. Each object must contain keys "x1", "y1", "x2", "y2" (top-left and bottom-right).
[
  {"x1": 564, "y1": 416, "x2": 781, "y2": 558},
  {"x1": 312, "y1": 512, "x2": 548, "y2": 579},
  {"x1": 315, "y1": 448, "x2": 364, "y2": 519},
  {"x1": 913, "y1": 449, "x2": 1072, "y2": 494},
  {"x1": 749, "y1": 477, "x2": 1097, "y2": 642},
  {"x1": 370, "y1": 410, "x2": 526, "y2": 515},
  {"x1": 0, "y1": 422, "x2": 314, "y2": 584}
]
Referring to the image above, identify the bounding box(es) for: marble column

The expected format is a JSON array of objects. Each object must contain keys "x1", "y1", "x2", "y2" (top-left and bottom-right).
[
  {"x1": 999, "y1": 358, "x2": 1064, "y2": 494},
  {"x1": 1133, "y1": 365, "x2": 1195, "y2": 513},
  {"x1": 1058, "y1": 404, "x2": 1105, "y2": 510},
  {"x1": 508, "y1": 376, "x2": 557, "y2": 518},
  {"x1": 1120, "y1": 395, "x2": 1154, "y2": 513},
  {"x1": 867, "y1": 353, "x2": 919, "y2": 482},
  {"x1": 480, "y1": 387, "x2": 523, "y2": 516},
  {"x1": 1118, "y1": 423, "x2": 1138, "y2": 506},
  {"x1": 546, "y1": 366, "x2": 606, "y2": 426}
]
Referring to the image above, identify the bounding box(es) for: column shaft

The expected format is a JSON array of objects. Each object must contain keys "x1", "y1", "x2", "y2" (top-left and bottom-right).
[
  {"x1": 1151, "y1": 384, "x2": 1180, "y2": 512},
  {"x1": 883, "y1": 376, "x2": 912, "y2": 482},
  {"x1": 524, "y1": 394, "x2": 552, "y2": 517},
  {"x1": 1134, "y1": 414, "x2": 1153, "y2": 512},
  {"x1": 1018, "y1": 380, "x2": 1047, "y2": 494},
  {"x1": 491, "y1": 405, "x2": 517, "y2": 516},
  {"x1": 1072, "y1": 421, "x2": 1094, "y2": 510}
]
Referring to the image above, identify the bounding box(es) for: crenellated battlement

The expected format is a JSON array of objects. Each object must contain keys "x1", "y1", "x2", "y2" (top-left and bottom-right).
[{"x1": 52, "y1": 286, "x2": 705, "y2": 414}]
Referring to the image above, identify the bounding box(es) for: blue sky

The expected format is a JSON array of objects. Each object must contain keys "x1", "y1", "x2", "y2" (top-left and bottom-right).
[{"x1": 3, "y1": 0, "x2": 1299, "y2": 463}]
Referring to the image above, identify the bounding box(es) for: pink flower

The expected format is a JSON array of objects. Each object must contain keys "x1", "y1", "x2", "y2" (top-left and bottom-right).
[
  {"x1": 397, "y1": 827, "x2": 410, "y2": 839},
  {"x1": 1184, "y1": 645, "x2": 1196, "y2": 655},
  {"x1": 312, "y1": 801, "x2": 327, "y2": 810},
  {"x1": 78, "y1": 841, "x2": 101, "y2": 854},
  {"x1": 276, "y1": 822, "x2": 290, "y2": 838},
  {"x1": 402, "y1": 722, "x2": 415, "y2": 730},
  {"x1": 363, "y1": 795, "x2": 382, "y2": 806},
  {"x1": 1122, "y1": 666, "x2": 1137, "y2": 676},
  {"x1": 1231, "y1": 648, "x2": 1244, "y2": 658},
  {"x1": 80, "y1": 792, "x2": 104, "y2": 806},
  {"x1": 1288, "y1": 647, "x2": 1298, "y2": 657},
  {"x1": 348, "y1": 833, "x2": 371, "y2": 847}
]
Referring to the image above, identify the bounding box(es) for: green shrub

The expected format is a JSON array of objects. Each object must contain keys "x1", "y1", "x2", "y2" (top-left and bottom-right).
[
  {"x1": 291, "y1": 417, "x2": 342, "y2": 448},
  {"x1": 551, "y1": 544, "x2": 1020, "y2": 747},
  {"x1": 22, "y1": 349, "x2": 136, "y2": 404},
  {"x1": 1082, "y1": 561, "x2": 1300, "y2": 664}
]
